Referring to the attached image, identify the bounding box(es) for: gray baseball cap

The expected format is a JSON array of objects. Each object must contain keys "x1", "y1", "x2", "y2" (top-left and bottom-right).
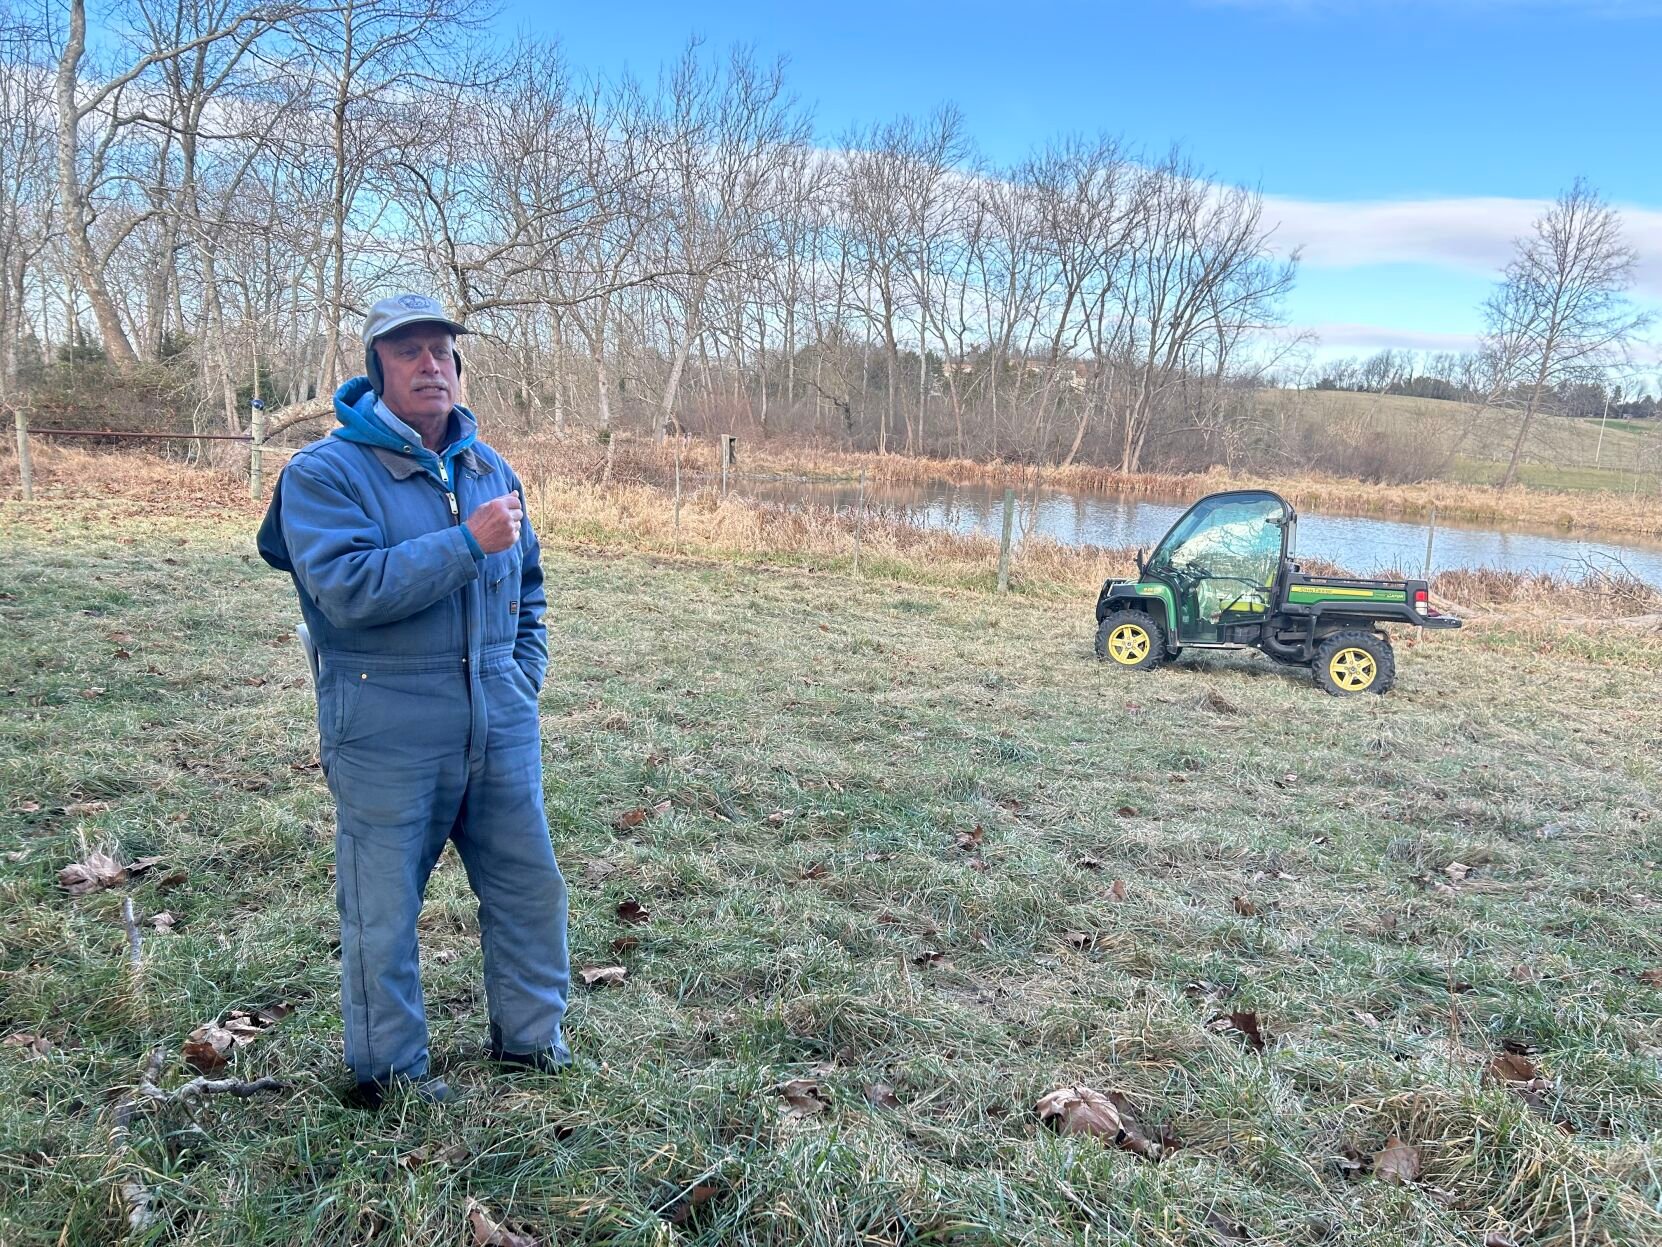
[{"x1": 361, "y1": 293, "x2": 469, "y2": 394}]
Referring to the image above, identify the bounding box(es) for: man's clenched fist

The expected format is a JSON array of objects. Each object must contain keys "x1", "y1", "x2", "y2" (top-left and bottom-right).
[{"x1": 466, "y1": 492, "x2": 523, "y2": 555}]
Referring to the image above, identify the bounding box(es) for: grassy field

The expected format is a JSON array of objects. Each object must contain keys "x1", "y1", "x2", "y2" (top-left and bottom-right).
[
  {"x1": 2, "y1": 463, "x2": 1661, "y2": 1247},
  {"x1": 1260, "y1": 390, "x2": 1662, "y2": 495}
]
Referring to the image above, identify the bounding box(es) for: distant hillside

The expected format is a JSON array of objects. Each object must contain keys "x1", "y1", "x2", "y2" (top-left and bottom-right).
[{"x1": 1258, "y1": 388, "x2": 1662, "y2": 492}]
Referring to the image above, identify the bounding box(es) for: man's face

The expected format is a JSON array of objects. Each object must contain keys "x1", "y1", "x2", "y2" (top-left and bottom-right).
[{"x1": 375, "y1": 324, "x2": 458, "y2": 423}]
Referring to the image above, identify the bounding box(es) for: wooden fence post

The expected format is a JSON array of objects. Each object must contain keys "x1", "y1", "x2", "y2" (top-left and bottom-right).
[
  {"x1": 673, "y1": 441, "x2": 683, "y2": 535},
  {"x1": 11, "y1": 405, "x2": 32, "y2": 502},
  {"x1": 248, "y1": 398, "x2": 267, "y2": 501},
  {"x1": 1422, "y1": 506, "x2": 1437, "y2": 581},
  {"x1": 853, "y1": 468, "x2": 865, "y2": 576},
  {"x1": 997, "y1": 486, "x2": 1015, "y2": 592}
]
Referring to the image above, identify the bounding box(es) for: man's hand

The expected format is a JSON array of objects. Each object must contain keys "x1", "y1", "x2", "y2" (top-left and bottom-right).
[{"x1": 466, "y1": 493, "x2": 523, "y2": 555}]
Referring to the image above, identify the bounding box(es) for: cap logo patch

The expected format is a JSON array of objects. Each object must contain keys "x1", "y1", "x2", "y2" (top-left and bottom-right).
[{"x1": 397, "y1": 294, "x2": 436, "y2": 311}]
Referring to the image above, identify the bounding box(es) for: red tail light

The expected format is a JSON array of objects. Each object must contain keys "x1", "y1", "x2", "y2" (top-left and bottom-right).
[{"x1": 1414, "y1": 589, "x2": 1429, "y2": 614}]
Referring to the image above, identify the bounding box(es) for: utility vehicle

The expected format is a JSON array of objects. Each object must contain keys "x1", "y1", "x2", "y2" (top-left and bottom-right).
[{"x1": 1093, "y1": 489, "x2": 1460, "y2": 695}]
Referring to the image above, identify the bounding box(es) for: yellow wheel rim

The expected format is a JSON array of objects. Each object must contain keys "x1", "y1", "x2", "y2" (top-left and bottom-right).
[
  {"x1": 1328, "y1": 646, "x2": 1377, "y2": 691},
  {"x1": 1107, "y1": 623, "x2": 1152, "y2": 666}
]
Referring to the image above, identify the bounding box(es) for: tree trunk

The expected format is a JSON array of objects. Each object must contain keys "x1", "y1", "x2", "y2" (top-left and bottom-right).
[{"x1": 54, "y1": 0, "x2": 138, "y2": 373}]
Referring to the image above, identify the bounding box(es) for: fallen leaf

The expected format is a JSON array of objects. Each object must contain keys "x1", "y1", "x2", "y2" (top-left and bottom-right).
[
  {"x1": 611, "y1": 936, "x2": 640, "y2": 954},
  {"x1": 14, "y1": 801, "x2": 42, "y2": 814},
  {"x1": 1205, "y1": 1210, "x2": 1251, "y2": 1242},
  {"x1": 127, "y1": 856, "x2": 163, "y2": 875},
  {"x1": 1100, "y1": 1089, "x2": 1176, "y2": 1160},
  {"x1": 864, "y1": 1082, "x2": 899, "y2": 1109},
  {"x1": 1484, "y1": 1234, "x2": 1521, "y2": 1247},
  {"x1": 157, "y1": 869, "x2": 189, "y2": 889},
  {"x1": 663, "y1": 1183, "x2": 718, "y2": 1225},
  {"x1": 1200, "y1": 688, "x2": 1242, "y2": 716},
  {"x1": 776, "y1": 1078, "x2": 830, "y2": 1119},
  {"x1": 466, "y1": 1198, "x2": 541, "y2": 1247},
  {"x1": 1352, "y1": 1009, "x2": 1381, "y2": 1029},
  {"x1": 1445, "y1": 861, "x2": 1472, "y2": 883},
  {"x1": 968, "y1": 859, "x2": 990, "y2": 873},
  {"x1": 432, "y1": 948, "x2": 460, "y2": 964},
  {"x1": 150, "y1": 911, "x2": 176, "y2": 931},
  {"x1": 1637, "y1": 967, "x2": 1662, "y2": 988},
  {"x1": 1034, "y1": 1085, "x2": 1122, "y2": 1140},
  {"x1": 241, "y1": 676, "x2": 267, "y2": 687},
  {"x1": 113, "y1": 648, "x2": 131, "y2": 659},
  {"x1": 912, "y1": 949, "x2": 951, "y2": 968},
  {"x1": 797, "y1": 862, "x2": 829, "y2": 881},
  {"x1": 3, "y1": 1033, "x2": 53, "y2": 1058},
  {"x1": 1116, "y1": 805, "x2": 1138, "y2": 817},
  {"x1": 1231, "y1": 895, "x2": 1258, "y2": 917},
  {"x1": 182, "y1": 1024, "x2": 236, "y2": 1072},
  {"x1": 1487, "y1": 1052, "x2": 1539, "y2": 1083},
  {"x1": 62, "y1": 801, "x2": 109, "y2": 816},
  {"x1": 765, "y1": 809, "x2": 795, "y2": 826},
  {"x1": 1373, "y1": 1135, "x2": 1422, "y2": 1184},
  {"x1": 79, "y1": 687, "x2": 105, "y2": 699},
  {"x1": 1228, "y1": 1011, "x2": 1267, "y2": 1051},
  {"x1": 612, "y1": 808, "x2": 650, "y2": 831},
  {"x1": 1333, "y1": 1143, "x2": 1368, "y2": 1178},
  {"x1": 1063, "y1": 930, "x2": 1093, "y2": 950},
  {"x1": 1077, "y1": 855, "x2": 1104, "y2": 871},
  {"x1": 57, "y1": 850, "x2": 128, "y2": 895},
  {"x1": 615, "y1": 899, "x2": 651, "y2": 925},
  {"x1": 954, "y1": 826, "x2": 985, "y2": 850},
  {"x1": 1108, "y1": 878, "x2": 1128, "y2": 902},
  {"x1": 401, "y1": 1143, "x2": 471, "y2": 1170},
  {"x1": 579, "y1": 966, "x2": 628, "y2": 987},
  {"x1": 861, "y1": 850, "x2": 893, "y2": 863}
]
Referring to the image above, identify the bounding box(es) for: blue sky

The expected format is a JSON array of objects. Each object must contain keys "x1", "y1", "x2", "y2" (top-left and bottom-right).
[{"x1": 508, "y1": 0, "x2": 1662, "y2": 370}]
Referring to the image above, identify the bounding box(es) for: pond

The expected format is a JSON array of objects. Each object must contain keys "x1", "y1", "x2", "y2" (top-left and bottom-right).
[{"x1": 728, "y1": 475, "x2": 1662, "y2": 587}]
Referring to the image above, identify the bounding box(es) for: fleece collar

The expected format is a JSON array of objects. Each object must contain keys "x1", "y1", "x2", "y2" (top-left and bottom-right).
[{"x1": 329, "y1": 376, "x2": 480, "y2": 483}]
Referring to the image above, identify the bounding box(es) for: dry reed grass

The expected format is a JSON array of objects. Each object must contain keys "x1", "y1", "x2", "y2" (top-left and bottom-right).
[
  {"x1": 6, "y1": 440, "x2": 1655, "y2": 620},
  {"x1": 508, "y1": 434, "x2": 1662, "y2": 540}
]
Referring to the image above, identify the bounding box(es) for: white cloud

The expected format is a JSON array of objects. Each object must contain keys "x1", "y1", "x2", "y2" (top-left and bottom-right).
[
  {"x1": 1263, "y1": 194, "x2": 1662, "y2": 298},
  {"x1": 1292, "y1": 323, "x2": 1481, "y2": 352}
]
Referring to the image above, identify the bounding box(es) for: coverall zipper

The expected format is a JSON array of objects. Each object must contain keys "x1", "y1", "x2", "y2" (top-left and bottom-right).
[{"x1": 436, "y1": 458, "x2": 468, "y2": 673}]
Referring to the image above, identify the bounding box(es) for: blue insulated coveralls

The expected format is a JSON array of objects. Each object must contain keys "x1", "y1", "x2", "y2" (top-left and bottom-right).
[{"x1": 257, "y1": 378, "x2": 569, "y2": 1084}]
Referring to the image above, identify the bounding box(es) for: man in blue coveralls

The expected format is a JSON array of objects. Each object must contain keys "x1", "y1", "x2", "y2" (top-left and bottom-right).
[{"x1": 258, "y1": 293, "x2": 570, "y2": 1106}]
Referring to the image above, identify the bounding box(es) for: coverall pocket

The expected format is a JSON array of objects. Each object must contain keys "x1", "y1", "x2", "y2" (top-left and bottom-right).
[
  {"x1": 321, "y1": 666, "x2": 368, "y2": 744},
  {"x1": 484, "y1": 548, "x2": 523, "y2": 645}
]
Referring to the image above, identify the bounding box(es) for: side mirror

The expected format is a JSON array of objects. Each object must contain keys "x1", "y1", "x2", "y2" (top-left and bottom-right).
[{"x1": 1135, "y1": 547, "x2": 1146, "y2": 575}]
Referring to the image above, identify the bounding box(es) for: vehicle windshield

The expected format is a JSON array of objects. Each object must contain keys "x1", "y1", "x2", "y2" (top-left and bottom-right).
[{"x1": 1147, "y1": 493, "x2": 1287, "y2": 587}]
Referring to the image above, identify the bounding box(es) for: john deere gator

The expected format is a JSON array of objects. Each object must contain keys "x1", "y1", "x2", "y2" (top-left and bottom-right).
[{"x1": 1093, "y1": 489, "x2": 1460, "y2": 695}]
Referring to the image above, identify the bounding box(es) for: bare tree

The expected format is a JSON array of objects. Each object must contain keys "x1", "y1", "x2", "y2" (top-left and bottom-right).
[
  {"x1": 1484, "y1": 179, "x2": 1652, "y2": 489},
  {"x1": 0, "y1": 8, "x2": 56, "y2": 393}
]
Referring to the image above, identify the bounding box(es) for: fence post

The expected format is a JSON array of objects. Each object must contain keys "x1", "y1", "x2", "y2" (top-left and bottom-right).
[
  {"x1": 247, "y1": 398, "x2": 268, "y2": 501},
  {"x1": 673, "y1": 441, "x2": 682, "y2": 535},
  {"x1": 853, "y1": 468, "x2": 864, "y2": 576},
  {"x1": 1422, "y1": 505, "x2": 1436, "y2": 581},
  {"x1": 997, "y1": 486, "x2": 1015, "y2": 592},
  {"x1": 11, "y1": 405, "x2": 32, "y2": 502}
]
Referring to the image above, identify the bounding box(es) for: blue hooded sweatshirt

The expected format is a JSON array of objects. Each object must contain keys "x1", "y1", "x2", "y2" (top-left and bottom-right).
[{"x1": 257, "y1": 377, "x2": 548, "y2": 699}]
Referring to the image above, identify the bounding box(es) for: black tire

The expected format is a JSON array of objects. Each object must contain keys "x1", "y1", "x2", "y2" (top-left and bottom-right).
[
  {"x1": 1095, "y1": 609, "x2": 1166, "y2": 671},
  {"x1": 1312, "y1": 630, "x2": 1395, "y2": 696}
]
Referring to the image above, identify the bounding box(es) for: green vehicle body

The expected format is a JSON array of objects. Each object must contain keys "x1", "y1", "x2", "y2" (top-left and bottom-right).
[{"x1": 1092, "y1": 489, "x2": 1461, "y2": 693}]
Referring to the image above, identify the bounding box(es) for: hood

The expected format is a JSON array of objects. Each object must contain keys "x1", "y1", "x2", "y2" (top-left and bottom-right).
[
  {"x1": 257, "y1": 377, "x2": 480, "y2": 575},
  {"x1": 328, "y1": 376, "x2": 479, "y2": 464}
]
